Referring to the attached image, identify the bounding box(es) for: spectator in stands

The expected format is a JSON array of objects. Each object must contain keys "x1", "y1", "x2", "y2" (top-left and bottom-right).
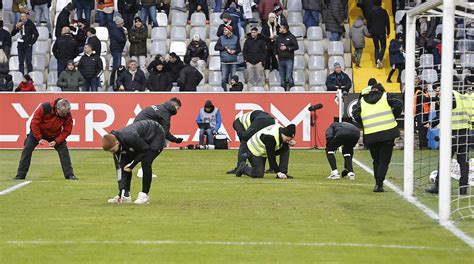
[
  {"x1": 32, "y1": 0, "x2": 52, "y2": 33},
  {"x1": 71, "y1": 19, "x2": 88, "y2": 52},
  {"x1": 11, "y1": 12, "x2": 39, "y2": 75},
  {"x1": 432, "y1": 33, "x2": 441, "y2": 65},
  {"x1": 78, "y1": 44, "x2": 103, "y2": 91},
  {"x1": 185, "y1": 34, "x2": 209, "y2": 74},
  {"x1": 57, "y1": 60, "x2": 85, "y2": 91},
  {"x1": 15, "y1": 74, "x2": 36, "y2": 92},
  {"x1": 369, "y1": 0, "x2": 390, "y2": 69},
  {"x1": 12, "y1": 0, "x2": 28, "y2": 24},
  {"x1": 108, "y1": 17, "x2": 127, "y2": 70},
  {"x1": 349, "y1": 16, "x2": 371, "y2": 68},
  {"x1": 0, "y1": 50, "x2": 9, "y2": 76},
  {"x1": 326, "y1": 62, "x2": 352, "y2": 94},
  {"x1": 214, "y1": 0, "x2": 222, "y2": 13},
  {"x1": 147, "y1": 54, "x2": 166, "y2": 73},
  {"x1": 391, "y1": 0, "x2": 404, "y2": 30},
  {"x1": 53, "y1": 27, "x2": 79, "y2": 77},
  {"x1": 358, "y1": 0, "x2": 374, "y2": 31},
  {"x1": 0, "y1": 21, "x2": 12, "y2": 57},
  {"x1": 166, "y1": 52, "x2": 185, "y2": 82},
  {"x1": 157, "y1": 0, "x2": 171, "y2": 16},
  {"x1": 273, "y1": 5, "x2": 287, "y2": 27},
  {"x1": 217, "y1": 13, "x2": 240, "y2": 39},
  {"x1": 118, "y1": 0, "x2": 139, "y2": 30},
  {"x1": 117, "y1": 60, "x2": 146, "y2": 91},
  {"x1": 215, "y1": 25, "x2": 241, "y2": 91},
  {"x1": 261, "y1": 13, "x2": 279, "y2": 72},
  {"x1": 196, "y1": 100, "x2": 222, "y2": 145},
  {"x1": 387, "y1": 33, "x2": 405, "y2": 83},
  {"x1": 414, "y1": 81, "x2": 431, "y2": 149},
  {"x1": 55, "y1": 3, "x2": 75, "y2": 38},
  {"x1": 188, "y1": 0, "x2": 210, "y2": 24},
  {"x1": 258, "y1": 0, "x2": 283, "y2": 22},
  {"x1": 467, "y1": 19, "x2": 474, "y2": 51},
  {"x1": 140, "y1": 0, "x2": 159, "y2": 28},
  {"x1": 96, "y1": 0, "x2": 115, "y2": 27},
  {"x1": 76, "y1": 0, "x2": 95, "y2": 27},
  {"x1": 85, "y1": 28, "x2": 101, "y2": 55},
  {"x1": 147, "y1": 61, "x2": 173, "y2": 91},
  {"x1": 129, "y1": 17, "x2": 148, "y2": 71},
  {"x1": 0, "y1": 74, "x2": 14, "y2": 92},
  {"x1": 416, "y1": 16, "x2": 437, "y2": 53},
  {"x1": 110, "y1": 65, "x2": 126, "y2": 91},
  {"x1": 275, "y1": 24, "x2": 298, "y2": 90},
  {"x1": 243, "y1": 27, "x2": 267, "y2": 87},
  {"x1": 222, "y1": 6, "x2": 245, "y2": 38},
  {"x1": 326, "y1": 0, "x2": 346, "y2": 41},
  {"x1": 302, "y1": 0, "x2": 322, "y2": 28},
  {"x1": 229, "y1": 75, "x2": 243, "y2": 91},
  {"x1": 177, "y1": 57, "x2": 203, "y2": 91}
]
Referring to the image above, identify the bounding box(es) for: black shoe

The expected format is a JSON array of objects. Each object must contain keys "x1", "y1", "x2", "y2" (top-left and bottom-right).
[
  {"x1": 459, "y1": 186, "x2": 468, "y2": 195},
  {"x1": 226, "y1": 168, "x2": 237, "y2": 174},
  {"x1": 386, "y1": 79, "x2": 392, "y2": 83},
  {"x1": 66, "y1": 175, "x2": 78, "y2": 180},
  {"x1": 373, "y1": 185, "x2": 385, "y2": 192},
  {"x1": 14, "y1": 175, "x2": 26, "y2": 180},
  {"x1": 425, "y1": 185, "x2": 438, "y2": 194},
  {"x1": 341, "y1": 169, "x2": 348, "y2": 177},
  {"x1": 286, "y1": 174, "x2": 294, "y2": 179},
  {"x1": 235, "y1": 162, "x2": 246, "y2": 177},
  {"x1": 265, "y1": 169, "x2": 275, "y2": 174}
]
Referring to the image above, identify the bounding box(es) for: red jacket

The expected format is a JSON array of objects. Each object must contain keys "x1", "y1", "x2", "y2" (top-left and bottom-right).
[
  {"x1": 30, "y1": 99, "x2": 73, "y2": 144},
  {"x1": 258, "y1": 0, "x2": 283, "y2": 21},
  {"x1": 16, "y1": 81, "x2": 36, "y2": 92}
]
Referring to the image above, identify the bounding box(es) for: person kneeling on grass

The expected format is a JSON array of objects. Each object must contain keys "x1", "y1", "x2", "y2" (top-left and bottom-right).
[
  {"x1": 235, "y1": 124, "x2": 296, "y2": 179},
  {"x1": 102, "y1": 120, "x2": 166, "y2": 204}
]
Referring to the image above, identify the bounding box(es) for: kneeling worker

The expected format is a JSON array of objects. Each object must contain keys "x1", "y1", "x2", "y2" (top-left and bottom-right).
[
  {"x1": 102, "y1": 120, "x2": 166, "y2": 204},
  {"x1": 236, "y1": 124, "x2": 296, "y2": 179},
  {"x1": 227, "y1": 110, "x2": 276, "y2": 174},
  {"x1": 325, "y1": 121, "x2": 360, "y2": 180}
]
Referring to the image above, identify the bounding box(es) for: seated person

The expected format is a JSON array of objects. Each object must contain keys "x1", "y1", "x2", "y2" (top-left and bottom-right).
[
  {"x1": 229, "y1": 75, "x2": 243, "y2": 91},
  {"x1": 325, "y1": 62, "x2": 352, "y2": 94},
  {"x1": 196, "y1": 100, "x2": 222, "y2": 146}
]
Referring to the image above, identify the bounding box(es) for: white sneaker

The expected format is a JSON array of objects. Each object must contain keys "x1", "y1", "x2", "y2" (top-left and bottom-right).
[
  {"x1": 107, "y1": 195, "x2": 132, "y2": 204},
  {"x1": 137, "y1": 168, "x2": 157, "y2": 178},
  {"x1": 348, "y1": 172, "x2": 356, "y2": 180},
  {"x1": 134, "y1": 192, "x2": 150, "y2": 204},
  {"x1": 327, "y1": 173, "x2": 340, "y2": 180}
]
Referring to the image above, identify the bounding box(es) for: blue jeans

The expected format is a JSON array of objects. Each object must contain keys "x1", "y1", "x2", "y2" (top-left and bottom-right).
[
  {"x1": 221, "y1": 63, "x2": 237, "y2": 91},
  {"x1": 14, "y1": 12, "x2": 21, "y2": 24},
  {"x1": 83, "y1": 77, "x2": 99, "y2": 92},
  {"x1": 329, "y1": 32, "x2": 342, "y2": 41},
  {"x1": 199, "y1": 128, "x2": 214, "y2": 145},
  {"x1": 97, "y1": 11, "x2": 114, "y2": 27},
  {"x1": 111, "y1": 51, "x2": 122, "y2": 70},
  {"x1": 76, "y1": 2, "x2": 93, "y2": 26},
  {"x1": 140, "y1": 6, "x2": 158, "y2": 27},
  {"x1": 18, "y1": 44, "x2": 33, "y2": 74},
  {"x1": 35, "y1": 4, "x2": 52, "y2": 31},
  {"x1": 278, "y1": 59, "x2": 294, "y2": 90},
  {"x1": 303, "y1": 10, "x2": 320, "y2": 28},
  {"x1": 214, "y1": 0, "x2": 222, "y2": 12}
]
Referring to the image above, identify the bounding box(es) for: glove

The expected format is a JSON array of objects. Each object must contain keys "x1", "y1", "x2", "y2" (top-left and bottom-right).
[
  {"x1": 276, "y1": 172, "x2": 287, "y2": 179},
  {"x1": 175, "y1": 138, "x2": 184, "y2": 143}
]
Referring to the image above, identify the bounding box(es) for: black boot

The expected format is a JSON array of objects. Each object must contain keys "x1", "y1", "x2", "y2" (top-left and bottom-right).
[
  {"x1": 14, "y1": 175, "x2": 26, "y2": 180},
  {"x1": 226, "y1": 168, "x2": 237, "y2": 174},
  {"x1": 373, "y1": 185, "x2": 385, "y2": 192},
  {"x1": 235, "y1": 162, "x2": 247, "y2": 177}
]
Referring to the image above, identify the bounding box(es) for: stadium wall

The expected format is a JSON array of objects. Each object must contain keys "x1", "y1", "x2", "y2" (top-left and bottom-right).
[{"x1": 0, "y1": 92, "x2": 339, "y2": 149}]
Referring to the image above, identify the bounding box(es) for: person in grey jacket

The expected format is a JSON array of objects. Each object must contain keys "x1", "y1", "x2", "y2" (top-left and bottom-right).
[
  {"x1": 302, "y1": 0, "x2": 322, "y2": 28},
  {"x1": 325, "y1": 0, "x2": 347, "y2": 41},
  {"x1": 57, "y1": 61, "x2": 85, "y2": 91},
  {"x1": 349, "y1": 16, "x2": 371, "y2": 68}
]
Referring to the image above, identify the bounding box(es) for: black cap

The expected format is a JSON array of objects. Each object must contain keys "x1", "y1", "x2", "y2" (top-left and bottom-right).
[
  {"x1": 368, "y1": 78, "x2": 377, "y2": 86},
  {"x1": 231, "y1": 75, "x2": 239, "y2": 82},
  {"x1": 281, "y1": 124, "x2": 296, "y2": 137}
]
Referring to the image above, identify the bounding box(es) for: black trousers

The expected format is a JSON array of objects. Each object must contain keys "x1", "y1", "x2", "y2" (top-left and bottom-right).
[
  {"x1": 415, "y1": 114, "x2": 429, "y2": 149},
  {"x1": 17, "y1": 134, "x2": 74, "y2": 178},
  {"x1": 243, "y1": 150, "x2": 290, "y2": 178},
  {"x1": 372, "y1": 34, "x2": 387, "y2": 62},
  {"x1": 188, "y1": 2, "x2": 209, "y2": 20},
  {"x1": 114, "y1": 149, "x2": 162, "y2": 195},
  {"x1": 325, "y1": 135, "x2": 359, "y2": 172},
  {"x1": 120, "y1": 11, "x2": 136, "y2": 31},
  {"x1": 435, "y1": 130, "x2": 469, "y2": 188},
  {"x1": 368, "y1": 139, "x2": 395, "y2": 187},
  {"x1": 235, "y1": 117, "x2": 275, "y2": 166},
  {"x1": 157, "y1": 3, "x2": 170, "y2": 16},
  {"x1": 387, "y1": 63, "x2": 405, "y2": 82}
]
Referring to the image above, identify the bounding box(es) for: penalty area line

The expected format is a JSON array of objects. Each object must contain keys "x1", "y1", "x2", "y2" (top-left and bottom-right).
[
  {"x1": 0, "y1": 181, "x2": 32, "y2": 196},
  {"x1": 353, "y1": 158, "x2": 474, "y2": 248}
]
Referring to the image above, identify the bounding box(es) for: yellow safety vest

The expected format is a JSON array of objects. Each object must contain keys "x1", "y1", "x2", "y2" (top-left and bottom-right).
[
  {"x1": 452, "y1": 91, "x2": 471, "y2": 130},
  {"x1": 360, "y1": 93, "x2": 398, "y2": 135},
  {"x1": 239, "y1": 111, "x2": 253, "y2": 130},
  {"x1": 361, "y1": 86, "x2": 371, "y2": 96},
  {"x1": 247, "y1": 124, "x2": 282, "y2": 157}
]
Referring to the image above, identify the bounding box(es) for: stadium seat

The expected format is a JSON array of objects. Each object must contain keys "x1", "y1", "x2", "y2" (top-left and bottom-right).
[
  {"x1": 29, "y1": 71, "x2": 44, "y2": 85},
  {"x1": 421, "y1": 69, "x2": 439, "y2": 83},
  {"x1": 248, "y1": 86, "x2": 265, "y2": 92},
  {"x1": 100, "y1": 56, "x2": 107, "y2": 70},
  {"x1": 169, "y1": 41, "x2": 187, "y2": 56},
  {"x1": 328, "y1": 41, "x2": 344, "y2": 56},
  {"x1": 308, "y1": 55, "x2": 325, "y2": 70},
  {"x1": 100, "y1": 41, "x2": 108, "y2": 56},
  {"x1": 2, "y1": 11, "x2": 14, "y2": 26},
  {"x1": 11, "y1": 42, "x2": 19, "y2": 56},
  {"x1": 37, "y1": 27, "x2": 50, "y2": 41},
  {"x1": 209, "y1": 86, "x2": 225, "y2": 92},
  {"x1": 150, "y1": 41, "x2": 168, "y2": 56},
  {"x1": 9, "y1": 56, "x2": 20, "y2": 71},
  {"x1": 419, "y1": 54, "x2": 434, "y2": 68},
  {"x1": 208, "y1": 71, "x2": 222, "y2": 86},
  {"x1": 328, "y1": 56, "x2": 345, "y2": 71},
  {"x1": 171, "y1": 0, "x2": 186, "y2": 9},
  {"x1": 171, "y1": 12, "x2": 187, "y2": 26},
  {"x1": 151, "y1": 27, "x2": 168, "y2": 41},
  {"x1": 170, "y1": 86, "x2": 180, "y2": 92},
  {"x1": 157, "y1": 13, "x2": 168, "y2": 27},
  {"x1": 210, "y1": 13, "x2": 222, "y2": 25},
  {"x1": 395, "y1": 10, "x2": 406, "y2": 24},
  {"x1": 269, "y1": 70, "x2": 281, "y2": 86},
  {"x1": 33, "y1": 41, "x2": 49, "y2": 55},
  {"x1": 287, "y1": 12, "x2": 303, "y2": 26},
  {"x1": 295, "y1": 40, "x2": 305, "y2": 55},
  {"x1": 294, "y1": 56, "x2": 305, "y2": 70},
  {"x1": 209, "y1": 42, "x2": 219, "y2": 56},
  {"x1": 307, "y1": 41, "x2": 324, "y2": 55},
  {"x1": 287, "y1": 0, "x2": 303, "y2": 11},
  {"x1": 47, "y1": 71, "x2": 58, "y2": 85},
  {"x1": 307, "y1": 27, "x2": 323, "y2": 41},
  {"x1": 290, "y1": 26, "x2": 305, "y2": 38},
  {"x1": 209, "y1": 56, "x2": 221, "y2": 71},
  {"x1": 47, "y1": 86, "x2": 63, "y2": 92},
  {"x1": 310, "y1": 86, "x2": 327, "y2": 91},
  {"x1": 11, "y1": 71, "x2": 23, "y2": 86},
  {"x1": 309, "y1": 70, "x2": 326, "y2": 86},
  {"x1": 191, "y1": 12, "x2": 206, "y2": 26},
  {"x1": 235, "y1": 71, "x2": 245, "y2": 84},
  {"x1": 108, "y1": 57, "x2": 126, "y2": 70},
  {"x1": 32, "y1": 55, "x2": 46, "y2": 71},
  {"x1": 270, "y1": 86, "x2": 285, "y2": 92},
  {"x1": 49, "y1": 57, "x2": 58, "y2": 70},
  {"x1": 95, "y1": 27, "x2": 109, "y2": 42},
  {"x1": 196, "y1": 86, "x2": 208, "y2": 92},
  {"x1": 400, "y1": 69, "x2": 406, "y2": 84},
  {"x1": 289, "y1": 86, "x2": 305, "y2": 92},
  {"x1": 56, "y1": 0, "x2": 69, "y2": 11},
  {"x1": 190, "y1": 27, "x2": 207, "y2": 40},
  {"x1": 209, "y1": 26, "x2": 219, "y2": 41},
  {"x1": 170, "y1": 26, "x2": 187, "y2": 41},
  {"x1": 293, "y1": 70, "x2": 306, "y2": 86},
  {"x1": 461, "y1": 54, "x2": 474, "y2": 68}
]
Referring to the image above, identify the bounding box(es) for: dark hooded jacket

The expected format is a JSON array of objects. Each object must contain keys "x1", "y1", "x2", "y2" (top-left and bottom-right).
[
  {"x1": 134, "y1": 101, "x2": 180, "y2": 143},
  {"x1": 177, "y1": 64, "x2": 203, "y2": 91},
  {"x1": 55, "y1": 4, "x2": 74, "y2": 38},
  {"x1": 369, "y1": 5, "x2": 390, "y2": 36},
  {"x1": 243, "y1": 33, "x2": 267, "y2": 64},
  {"x1": 274, "y1": 30, "x2": 298, "y2": 61},
  {"x1": 185, "y1": 40, "x2": 209, "y2": 61},
  {"x1": 166, "y1": 57, "x2": 185, "y2": 82},
  {"x1": 325, "y1": 122, "x2": 360, "y2": 150},
  {"x1": 146, "y1": 66, "x2": 173, "y2": 91}
]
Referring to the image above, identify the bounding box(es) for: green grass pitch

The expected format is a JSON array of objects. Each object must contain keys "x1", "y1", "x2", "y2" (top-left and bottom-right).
[{"x1": 0, "y1": 149, "x2": 473, "y2": 263}]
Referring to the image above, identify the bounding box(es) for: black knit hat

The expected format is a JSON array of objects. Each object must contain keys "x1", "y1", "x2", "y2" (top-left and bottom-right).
[
  {"x1": 231, "y1": 75, "x2": 239, "y2": 82},
  {"x1": 368, "y1": 78, "x2": 377, "y2": 86},
  {"x1": 281, "y1": 124, "x2": 296, "y2": 137}
]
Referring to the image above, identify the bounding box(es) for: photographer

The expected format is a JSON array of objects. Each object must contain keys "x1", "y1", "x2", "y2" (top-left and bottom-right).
[{"x1": 196, "y1": 100, "x2": 222, "y2": 146}]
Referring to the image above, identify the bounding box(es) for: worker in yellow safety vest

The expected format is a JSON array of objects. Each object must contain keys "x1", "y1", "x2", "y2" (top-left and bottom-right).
[
  {"x1": 235, "y1": 124, "x2": 296, "y2": 179},
  {"x1": 352, "y1": 83, "x2": 403, "y2": 192}
]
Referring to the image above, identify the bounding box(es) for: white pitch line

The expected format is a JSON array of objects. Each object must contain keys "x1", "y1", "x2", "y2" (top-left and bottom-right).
[
  {"x1": 4, "y1": 240, "x2": 468, "y2": 251},
  {"x1": 0, "y1": 181, "x2": 32, "y2": 196},
  {"x1": 353, "y1": 158, "x2": 474, "y2": 248}
]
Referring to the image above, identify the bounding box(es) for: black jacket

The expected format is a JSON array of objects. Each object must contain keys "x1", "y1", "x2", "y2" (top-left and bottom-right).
[
  {"x1": 243, "y1": 33, "x2": 267, "y2": 64},
  {"x1": 0, "y1": 28, "x2": 12, "y2": 51},
  {"x1": 233, "y1": 110, "x2": 274, "y2": 140},
  {"x1": 325, "y1": 122, "x2": 360, "y2": 150},
  {"x1": 369, "y1": 6, "x2": 390, "y2": 36},
  {"x1": 134, "y1": 101, "x2": 180, "y2": 143},
  {"x1": 325, "y1": 71, "x2": 352, "y2": 93},
  {"x1": 274, "y1": 31, "x2": 298, "y2": 61},
  {"x1": 31, "y1": 0, "x2": 52, "y2": 5},
  {"x1": 352, "y1": 90, "x2": 403, "y2": 145},
  {"x1": 116, "y1": 69, "x2": 147, "y2": 91},
  {"x1": 260, "y1": 130, "x2": 289, "y2": 173},
  {"x1": 229, "y1": 82, "x2": 243, "y2": 91},
  {"x1": 147, "y1": 59, "x2": 168, "y2": 73},
  {"x1": 85, "y1": 35, "x2": 101, "y2": 55},
  {"x1": 177, "y1": 65, "x2": 203, "y2": 91},
  {"x1": 111, "y1": 120, "x2": 165, "y2": 169},
  {"x1": 166, "y1": 58, "x2": 185, "y2": 82},
  {"x1": 107, "y1": 22, "x2": 127, "y2": 53},
  {"x1": 185, "y1": 40, "x2": 209, "y2": 61},
  {"x1": 55, "y1": 8, "x2": 72, "y2": 38},
  {"x1": 118, "y1": 0, "x2": 139, "y2": 14},
  {"x1": 77, "y1": 52, "x2": 103, "y2": 78},
  {"x1": 146, "y1": 70, "x2": 173, "y2": 91},
  {"x1": 53, "y1": 33, "x2": 79, "y2": 60},
  {"x1": 11, "y1": 19, "x2": 39, "y2": 46}
]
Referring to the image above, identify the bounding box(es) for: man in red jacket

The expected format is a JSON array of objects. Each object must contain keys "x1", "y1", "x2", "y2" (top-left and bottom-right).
[{"x1": 15, "y1": 98, "x2": 77, "y2": 180}]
